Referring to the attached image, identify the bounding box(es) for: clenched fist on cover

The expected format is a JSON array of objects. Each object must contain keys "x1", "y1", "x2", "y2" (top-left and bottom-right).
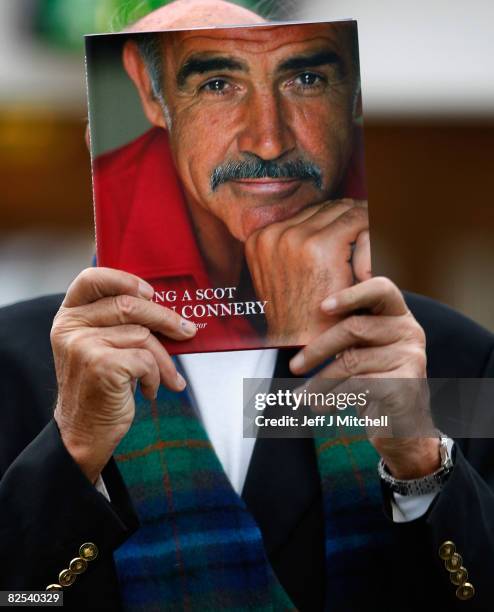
[
  {"x1": 51, "y1": 267, "x2": 197, "y2": 484},
  {"x1": 246, "y1": 198, "x2": 370, "y2": 345}
]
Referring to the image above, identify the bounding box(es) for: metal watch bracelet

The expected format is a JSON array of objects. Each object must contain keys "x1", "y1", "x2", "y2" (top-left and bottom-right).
[{"x1": 378, "y1": 433, "x2": 454, "y2": 496}]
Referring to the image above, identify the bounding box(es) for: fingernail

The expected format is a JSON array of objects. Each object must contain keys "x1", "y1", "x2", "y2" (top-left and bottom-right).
[
  {"x1": 138, "y1": 280, "x2": 154, "y2": 300},
  {"x1": 176, "y1": 372, "x2": 187, "y2": 391},
  {"x1": 290, "y1": 352, "x2": 305, "y2": 373},
  {"x1": 322, "y1": 297, "x2": 338, "y2": 312},
  {"x1": 180, "y1": 319, "x2": 197, "y2": 336}
]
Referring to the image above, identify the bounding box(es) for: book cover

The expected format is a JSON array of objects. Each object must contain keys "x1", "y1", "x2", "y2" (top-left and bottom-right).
[{"x1": 85, "y1": 19, "x2": 370, "y2": 354}]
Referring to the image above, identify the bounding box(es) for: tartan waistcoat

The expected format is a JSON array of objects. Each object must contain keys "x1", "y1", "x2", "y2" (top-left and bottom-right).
[{"x1": 113, "y1": 382, "x2": 392, "y2": 611}]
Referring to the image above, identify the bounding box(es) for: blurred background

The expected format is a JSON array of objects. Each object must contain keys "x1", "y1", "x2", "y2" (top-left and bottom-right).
[{"x1": 1, "y1": 0, "x2": 493, "y2": 330}]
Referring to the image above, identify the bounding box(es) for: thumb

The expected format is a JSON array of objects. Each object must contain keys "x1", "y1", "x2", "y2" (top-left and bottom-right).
[{"x1": 353, "y1": 229, "x2": 372, "y2": 282}]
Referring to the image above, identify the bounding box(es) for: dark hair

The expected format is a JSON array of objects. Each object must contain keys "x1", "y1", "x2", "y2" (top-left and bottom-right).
[{"x1": 135, "y1": 33, "x2": 164, "y2": 98}]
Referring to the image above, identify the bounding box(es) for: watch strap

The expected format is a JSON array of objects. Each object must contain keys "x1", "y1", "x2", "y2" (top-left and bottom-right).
[{"x1": 378, "y1": 434, "x2": 454, "y2": 496}]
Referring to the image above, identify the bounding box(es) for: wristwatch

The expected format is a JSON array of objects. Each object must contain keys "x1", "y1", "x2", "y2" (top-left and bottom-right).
[{"x1": 378, "y1": 433, "x2": 454, "y2": 496}]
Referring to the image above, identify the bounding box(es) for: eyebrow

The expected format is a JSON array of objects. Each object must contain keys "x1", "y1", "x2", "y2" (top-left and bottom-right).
[
  {"x1": 277, "y1": 50, "x2": 343, "y2": 74},
  {"x1": 176, "y1": 54, "x2": 249, "y2": 88}
]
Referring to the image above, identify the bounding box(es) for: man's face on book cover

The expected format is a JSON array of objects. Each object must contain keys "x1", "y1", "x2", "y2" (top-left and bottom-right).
[{"x1": 158, "y1": 22, "x2": 359, "y2": 241}]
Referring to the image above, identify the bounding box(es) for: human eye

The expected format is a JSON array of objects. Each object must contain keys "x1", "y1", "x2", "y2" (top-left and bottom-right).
[
  {"x1": 285, "y1": 71, "x2": 328, "y2": 94},
  {"x1": 199, "y1": 77, "x2": 235, "y2": 96}
]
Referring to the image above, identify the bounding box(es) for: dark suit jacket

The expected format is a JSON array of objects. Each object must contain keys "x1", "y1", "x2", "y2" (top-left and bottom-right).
[{"x1": 1, "y1": 292, "x2": 493, "y2": 611}]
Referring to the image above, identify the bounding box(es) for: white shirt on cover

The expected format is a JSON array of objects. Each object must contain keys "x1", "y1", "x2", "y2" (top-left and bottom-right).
[{"x1": 96, "y1": 349, "x2": 442, "y2": 522}]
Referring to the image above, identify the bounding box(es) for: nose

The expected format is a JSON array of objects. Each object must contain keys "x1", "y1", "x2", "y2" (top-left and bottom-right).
[{"x1": 236, "y1": 88, "x2": 296, "y2": 161}]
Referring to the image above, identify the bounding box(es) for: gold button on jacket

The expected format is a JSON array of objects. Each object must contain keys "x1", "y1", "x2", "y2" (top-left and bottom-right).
[
  {"x1": 439, "y1": 541, "x2": 456, "y2": 560},
  {"x1": 450, "y1": 567, "x2": 468, "y2": 586},
  {"x1": 456, "y1": 583, "x2": 475, "y2": 600},
  {"x1": 69, "y1": 557, "x2": 88, "y2": 574},
  {"x1": 79, "y1": 542, "x2": 98, "y2": 561},
  {"x1": 445, "y1": 552, "x2": 463, "y2": 572},
  {"x1": 58, "y1": 569, "x2": 75, "y2": 587}
]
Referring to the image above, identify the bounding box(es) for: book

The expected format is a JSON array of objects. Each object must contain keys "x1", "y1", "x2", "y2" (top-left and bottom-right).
[{"x1": 85, "y1": 19, "x2": 370, "y2": 354}]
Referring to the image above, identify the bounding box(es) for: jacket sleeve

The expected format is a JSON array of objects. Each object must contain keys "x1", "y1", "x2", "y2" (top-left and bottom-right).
[
  {"x1": 0, "y1": 418, "x2": 139, "y2": 592},
  {"x1": 384, "y1": 346, "x2": 494, "y2": 610},
  {"x1": 0, "y1": 296, "x2": 139, "y2": 603}
]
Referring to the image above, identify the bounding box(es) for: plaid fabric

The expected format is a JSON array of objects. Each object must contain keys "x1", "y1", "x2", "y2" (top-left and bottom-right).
[
  {"x1": 315, "y1": 428, "x2": 393, "y2": 610},
  {"x1": 114, "y1": 386, "x2": 388, "y2": 611}
]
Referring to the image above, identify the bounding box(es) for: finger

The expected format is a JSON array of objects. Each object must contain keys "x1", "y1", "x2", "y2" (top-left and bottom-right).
[
  {"x1": 289, "y1": 314, "x2": 405, "y2": 374},
  {"x1": 120, "y1": 347, "x2": 161, "y2": 400},
  {"x1": 314, "y1": 205, "x2": 369, "y2": 245},
  {"x1": 294, "y1": 199, "x2": 367, "y2": 235},
  {"x1": 260, "y1": 198, "x2": 356, "y2": 233},
  {"x1": 246, "y1": 203, "x2": 322, "y2": 260},
  {"x1": 66, "y1": 295, "x2": 196, "y2": 340},
  {"x1": 281, "y1": 198, "x2": 354, "y2": 231},
  {"x1": 89, "y1": 346, "x2": 161, "y2": 401},
  {"x1": 271, "y1": 200, "x2": 365, "y2": 249},
  {"x1": 321, "y1": 277, "x2": 409, "y2": 318},
  {"x1": 316, "y1": 344, "x2": 413, "y2": 380},
  {"x1": 309, "y1": 206, "x2": 369, "y2": 291},
  {"x1": 63, "y1": 267, "x2": 154, "y2": 308},
  {"x1": 96, "y1": 325, "x2": 186, "y2": 391},
  {"x1": 247, "y1": 199, "x2": 360, "y2": 255},
  {"x1": 353, "y1": 230, "x2": 372, "y2": 282}
]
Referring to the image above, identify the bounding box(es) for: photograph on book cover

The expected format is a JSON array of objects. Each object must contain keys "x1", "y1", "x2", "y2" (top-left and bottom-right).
[{"x1": 86, "y1": 19, "x2": 369, "y2": 354}]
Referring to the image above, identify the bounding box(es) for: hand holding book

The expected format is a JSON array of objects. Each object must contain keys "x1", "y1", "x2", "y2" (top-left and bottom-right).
[
  {"x1": 51, "y1": 267, "x2": 196, "y2": 483},
  {"x1": 289, "y1": 276, "x2": 440, "y2": 480}
]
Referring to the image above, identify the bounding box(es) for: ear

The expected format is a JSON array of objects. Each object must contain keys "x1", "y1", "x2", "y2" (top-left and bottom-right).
[{"x1": 123, "y1": 40, "x2": 168, "y2": 129}]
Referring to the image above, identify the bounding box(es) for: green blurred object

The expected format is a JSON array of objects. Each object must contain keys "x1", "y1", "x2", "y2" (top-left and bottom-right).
[{"x1": 35, "y1": 0, "x2": 269, "y2": 50}]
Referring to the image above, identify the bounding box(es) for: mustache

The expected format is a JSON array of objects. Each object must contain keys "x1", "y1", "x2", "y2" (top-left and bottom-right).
[{"x1": 210, "y1": 155, "x2": 323, "y2": 192}]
